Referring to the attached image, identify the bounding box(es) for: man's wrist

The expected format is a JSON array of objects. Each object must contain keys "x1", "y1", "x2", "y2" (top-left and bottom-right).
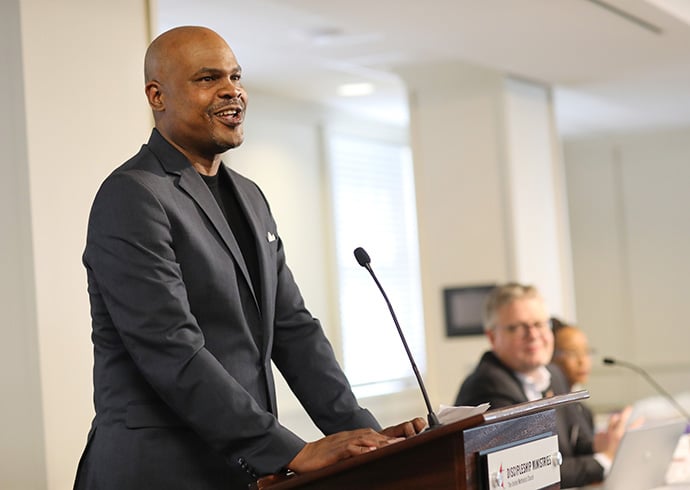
[{"x1": 593, "y1": 452, "x2": 612, "y2": 476}]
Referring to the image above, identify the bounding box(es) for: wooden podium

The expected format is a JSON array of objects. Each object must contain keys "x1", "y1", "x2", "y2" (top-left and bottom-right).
[{"x1": 253, "y1": 391, "x2": 588, "y2": 490}]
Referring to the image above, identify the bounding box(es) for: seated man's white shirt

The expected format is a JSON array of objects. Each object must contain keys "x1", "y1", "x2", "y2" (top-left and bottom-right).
[{"x1": 516, "y1": 366, "x2": 552, "y2": 402}]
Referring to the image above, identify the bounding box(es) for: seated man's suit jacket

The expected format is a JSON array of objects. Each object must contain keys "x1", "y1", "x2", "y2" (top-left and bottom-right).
[
  {"x1": 455, "y1": 351, "x2": 604, "y2": 489},
  {"x1": 74, "y1": 129, "x2": 379, "y2": 490}
]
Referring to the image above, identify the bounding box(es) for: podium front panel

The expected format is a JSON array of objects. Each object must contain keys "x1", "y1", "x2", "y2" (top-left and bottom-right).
[{"x1": 463, "y1": 408, "x2": 560, "y2": 490}]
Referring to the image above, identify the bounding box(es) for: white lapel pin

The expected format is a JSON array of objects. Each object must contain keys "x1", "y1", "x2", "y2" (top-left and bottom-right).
[{"x1": 267, "y1": 231, "x2": 277, "y2": 243}]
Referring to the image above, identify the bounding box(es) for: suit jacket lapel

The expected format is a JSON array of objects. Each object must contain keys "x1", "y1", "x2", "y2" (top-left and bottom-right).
[
  {"x1": 222, "y1": 166, "x2": 273, "y2": 349},
  {"x1": 146, "y1": 130, "x2": 260, "y2": 312},
  {"x1": 179, "y1": 170, "x2": 256, "y2": 291},
  {"x1": 485, "y1": 351, "x2": 530, "y2": 403}
]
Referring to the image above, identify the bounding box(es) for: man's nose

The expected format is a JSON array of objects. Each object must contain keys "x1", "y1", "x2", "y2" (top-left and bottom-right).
[{"x1": 219, "y1": 78, "x2": 243, "y2": 99}]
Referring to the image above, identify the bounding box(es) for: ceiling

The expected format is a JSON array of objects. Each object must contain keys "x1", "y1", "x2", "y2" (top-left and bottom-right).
[{"x1": 156, "y1": 0, "x2": 690, "y2": 138}]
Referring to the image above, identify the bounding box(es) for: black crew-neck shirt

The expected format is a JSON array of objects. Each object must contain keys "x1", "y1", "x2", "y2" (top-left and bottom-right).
[{"x1": 200, "y1": 170, "x2": 262, "y2": 309}]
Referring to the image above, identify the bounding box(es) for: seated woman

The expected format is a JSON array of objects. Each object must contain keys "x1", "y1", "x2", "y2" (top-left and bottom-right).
[
  {"x1": 552, "y1": 319, "x2": 593, "y2": 391},
  {"x1": 552, "y1": 319, "x2": 639, "y2": 480}
]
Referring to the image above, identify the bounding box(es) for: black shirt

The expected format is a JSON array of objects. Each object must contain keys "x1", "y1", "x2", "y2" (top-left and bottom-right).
[{"x1": 200, "y1": 170, "x2": 262, "y2": 309}]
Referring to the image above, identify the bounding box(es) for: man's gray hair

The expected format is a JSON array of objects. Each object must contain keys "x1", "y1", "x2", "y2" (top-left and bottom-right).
[{"x1": 483, "y1": 282, "x2": 540, "y2": 332}]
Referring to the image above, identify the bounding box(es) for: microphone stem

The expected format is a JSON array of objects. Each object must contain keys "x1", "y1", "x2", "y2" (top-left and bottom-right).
[
  {"x1": 619, "y1": 361, "x2": 690, "y2": 422},
  {"x1": 364, "y1": 264, "x2": 440, "y2": 428}
]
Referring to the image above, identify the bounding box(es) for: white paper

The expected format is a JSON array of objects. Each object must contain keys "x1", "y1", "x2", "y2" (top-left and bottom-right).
[{"x1": 437, "y1": 402, "x2": 491, "y2": 425}]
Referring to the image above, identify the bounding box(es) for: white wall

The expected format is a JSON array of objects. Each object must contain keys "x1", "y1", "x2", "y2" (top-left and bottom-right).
[
  {"x1": 564, "y1": 127, "x2": 690, "y2": 411},
  {"x1": 399, "y1": 62, "x2": 574, "y2": 407},
  {"x1": 13, "y1": 0, "x2": 152, "y2": 488},
  {"x1": 1, "y1": 0, "x2": 46, "y2": 488},
  {"x1": 503, "y1": 78, "x2": 575, "y2": 318},
  {"x1": 402, "y1": 62, "x2": 512, "y2": 405}
]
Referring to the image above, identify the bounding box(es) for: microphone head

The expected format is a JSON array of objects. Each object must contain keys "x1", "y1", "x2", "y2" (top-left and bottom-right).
[
  {"x1": 353, "y1": 247, "x2": 371, "y2": 267},
  {"x1": 602, "y1": 357, "x2": 616, "y2": 365}
]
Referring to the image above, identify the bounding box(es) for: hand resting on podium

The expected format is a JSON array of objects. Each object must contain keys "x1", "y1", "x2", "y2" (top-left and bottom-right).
[{"x1": 288, "y1": 417, "x2": 426, "y2": 473}]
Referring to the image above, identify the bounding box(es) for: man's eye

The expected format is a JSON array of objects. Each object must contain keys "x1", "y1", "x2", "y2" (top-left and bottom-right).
[{"x1": 199, "y1": 76, "x2": 215, "y2": 82}]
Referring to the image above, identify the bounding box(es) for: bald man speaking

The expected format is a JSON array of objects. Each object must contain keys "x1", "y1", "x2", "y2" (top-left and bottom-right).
[{"x1": 73, "y1": 26, "x2": 423, "y2": 490}]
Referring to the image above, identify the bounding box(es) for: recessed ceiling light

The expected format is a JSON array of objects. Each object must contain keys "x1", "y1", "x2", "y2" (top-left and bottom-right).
[
  {"x1": 291, "y1": 26, "x2": 344, "y2": 46},
  {"x1": 646, "y1": 0, "x2": 690, "y2": 26},
  {"x1": 337, "y1": 83, "x2": 374, "y2": 97},
  {"x1": 291, "y1": 27, "x2": 382, "y2": 47}
]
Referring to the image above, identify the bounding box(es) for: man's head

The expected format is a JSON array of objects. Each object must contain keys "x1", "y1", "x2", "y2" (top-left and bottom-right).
[
  {"x1": 144, "y1": 26, "x2": 246, "y2": 170},
  {"x1": 553, "y1": 324, "x2": 592, "y2": 388},
  {"x1": 483, "y1": 282, "x2": 554, "y2": 375}
]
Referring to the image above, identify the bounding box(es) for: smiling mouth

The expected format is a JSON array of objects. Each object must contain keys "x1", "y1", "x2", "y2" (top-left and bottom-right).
[{"x1": 213, "y1": 106, "x2": 244, "y2": 126}]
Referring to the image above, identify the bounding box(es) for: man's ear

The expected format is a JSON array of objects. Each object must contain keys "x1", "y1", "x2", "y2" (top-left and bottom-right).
[
  {"x1": 486, "y1": 330, "x2": 496, "y2": 347},
  {"x1": 145, "y1": 80, "x2": 164, "y2": 112}
]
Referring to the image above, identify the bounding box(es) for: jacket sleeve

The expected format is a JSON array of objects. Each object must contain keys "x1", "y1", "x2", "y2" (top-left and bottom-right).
[
  {"x1": 558, "y1": 455, "x2": 604, "y2": 488},
  {"x1": 555, "y1": 401, "x2": 604, "y2": 488},
  {"x1": 262, "y1": 216, "x2": 380, "y2": 434}
]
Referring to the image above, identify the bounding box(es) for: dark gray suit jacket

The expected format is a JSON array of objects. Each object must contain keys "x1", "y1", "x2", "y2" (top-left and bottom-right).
[
  {"x1": 74, "y1": 129, "x2": 379, "y2": 489},
  {"x1": 455, "y1": 351, "x2": 604, "y2": 489}
]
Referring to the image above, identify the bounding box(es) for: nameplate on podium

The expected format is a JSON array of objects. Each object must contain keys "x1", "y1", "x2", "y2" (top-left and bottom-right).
[{"x1": 481, "y1": 434, "x2": 560, "y2": 489}]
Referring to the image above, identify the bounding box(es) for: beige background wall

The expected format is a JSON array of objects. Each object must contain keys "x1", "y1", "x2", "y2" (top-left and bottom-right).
[
  {"x1": 8, "y1": 0, "x2": 152, "y2": 488},
  {"x1": 1, "y1": 0, "x2": 46, "y2": 487},
  {"x1": 564, "y1": 127, "x2": 690, "y2": 412},
  {"x1": 398, "y1": 62, "x2": 574, "y2": 406}
]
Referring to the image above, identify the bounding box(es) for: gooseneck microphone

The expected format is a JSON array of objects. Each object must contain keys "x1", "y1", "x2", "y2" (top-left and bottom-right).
[
  {"x1": 353, "y1": 247, "x2": 441, "y2": 429},
  {"x1": 603, "y1": 357, "x2": 690, "y2": 422}
]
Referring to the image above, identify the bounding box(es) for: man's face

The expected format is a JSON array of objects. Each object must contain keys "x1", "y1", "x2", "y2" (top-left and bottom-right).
[
  {"x1": 153, "y1": 32, "x2": 247, "y2": 163},
  {"x1": 487, "y1": 296, "x2": 554, "y2": 375}
]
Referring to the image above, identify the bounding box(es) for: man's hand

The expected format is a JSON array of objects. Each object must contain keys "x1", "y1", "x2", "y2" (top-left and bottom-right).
[
  {"x1": 288, "y1": 428, "x2": 403, "y2": 473},
  {"x1": 595, "y1": 405, "x2": 643, "y2": 460},
  {"x1": 381, "y1": 417, "x2": 427, "y2": 438}
]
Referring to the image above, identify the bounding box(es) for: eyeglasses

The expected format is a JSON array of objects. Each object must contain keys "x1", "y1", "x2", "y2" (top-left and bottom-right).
[
  {"x1": 494, "y1": 320, "x2": 552, "y2": 336},
  {"x1": 554, "y1": 348, "x2": 596, "y2": 360}
]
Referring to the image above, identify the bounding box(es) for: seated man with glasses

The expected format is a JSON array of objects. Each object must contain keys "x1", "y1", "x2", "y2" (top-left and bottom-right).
[{"x1": 454, "y1": 282, "x2": 630, "y2": 489}]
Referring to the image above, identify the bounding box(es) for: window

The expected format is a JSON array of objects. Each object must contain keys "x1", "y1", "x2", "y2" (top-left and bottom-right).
[{"x1": 327, "y1": 132, "x2": 425, "y2": 397}]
